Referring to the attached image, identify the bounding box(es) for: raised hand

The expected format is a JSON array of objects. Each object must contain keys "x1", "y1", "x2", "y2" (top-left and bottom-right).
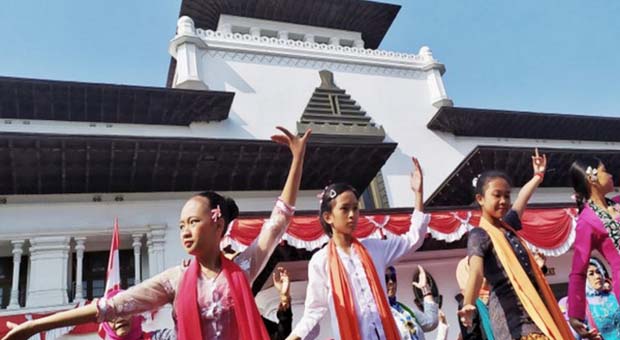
[
  {"x1": 271, "y1": 127, "x2": 311, "y2": 159},
  {"x1": 412, "y1": 265, "x2": 428, "y2": 289},
  {"x1": 410, "y1": 157, "x2": 423, "y2": 193},
  {"x1": 272, "y1": 266, "x2": 290, "y2": 297},
  {"x1": 532, "y1": 148, "x2": 547, "y2": 175}
]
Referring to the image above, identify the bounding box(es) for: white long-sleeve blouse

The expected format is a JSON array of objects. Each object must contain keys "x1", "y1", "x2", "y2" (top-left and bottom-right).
[{"x1": 291, "y1": 210, "x2": 430, "y2": 340}]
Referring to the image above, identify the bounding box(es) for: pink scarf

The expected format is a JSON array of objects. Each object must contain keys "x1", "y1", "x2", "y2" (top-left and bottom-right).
[{"x1": 175, "y1": 254, "x2": 270, "y2": 340}]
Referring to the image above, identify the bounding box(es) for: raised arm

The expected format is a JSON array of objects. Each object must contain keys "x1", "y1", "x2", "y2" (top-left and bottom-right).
[
  {"x1": 239, "y1": 127, "x2": 311, "y2": 281},
  {"x1": 272, "y1": 127, "x2": 311, "y2": 207},
  {"x1": 512, "y1": 148, "x2": 546, "y2": 218},
  {"x1": 411, "y1": 266, "x2": 439, "y2": 331},
  {"x1": 382, "y1": 157, "x2": 429, "y2": 264}
]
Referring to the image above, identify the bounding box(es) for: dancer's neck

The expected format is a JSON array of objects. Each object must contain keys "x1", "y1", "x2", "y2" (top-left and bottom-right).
[{"x1": 332, "y1": 231, "x2": 353, "y2": 254}]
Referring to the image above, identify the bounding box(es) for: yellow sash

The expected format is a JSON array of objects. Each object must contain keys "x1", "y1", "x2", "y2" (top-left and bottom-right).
[{"x1": 478, "y1": 217, "x2": 574, "y2": 340}]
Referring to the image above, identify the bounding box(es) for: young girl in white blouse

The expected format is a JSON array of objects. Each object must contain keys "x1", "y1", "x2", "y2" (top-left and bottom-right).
[{"x1": 288, "y1": 158, "x2": 430, "y2": 340}]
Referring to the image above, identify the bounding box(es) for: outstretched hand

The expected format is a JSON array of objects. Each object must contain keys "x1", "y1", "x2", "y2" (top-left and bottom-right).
[
  {"x1": 271, "y1": 127, "x2": 311, "y2": 159},
  {"x1": 458, "y1": 304, "x2": 477, "y2": 328},
  {"x1": 532, "y1": 148, "x2": 547, "y2": 174},
  {"x1": 2, "y1": 320, "x2": 34, "y2": 340},
  {"x1": 410, "y1": 157, "x2": 423, "y2": 193},
  {"x1": 569, "y1": 318, "x2": 602, "y2": 339}
]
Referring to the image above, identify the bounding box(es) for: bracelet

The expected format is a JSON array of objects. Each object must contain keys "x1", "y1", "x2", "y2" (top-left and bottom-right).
[
  {"x1": 420, "y1": 285, "x2": 432, "y2": 296},
  {"x1": 534, "y1": 172, "x2": 544, "y2": 180}
]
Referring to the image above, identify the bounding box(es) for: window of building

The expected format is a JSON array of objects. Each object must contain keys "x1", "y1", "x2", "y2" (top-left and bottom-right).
[
  {"x1": 0, "y1": 256, "x2": 28, "y2": 308},
  {"x1": 70, "y1": 249, "x2": 135, "y2": 301}
]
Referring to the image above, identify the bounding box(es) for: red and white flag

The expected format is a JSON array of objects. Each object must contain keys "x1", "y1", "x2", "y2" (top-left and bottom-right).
[{"x1": 104, "y1": 218, "x2": 121, "y2": 295}]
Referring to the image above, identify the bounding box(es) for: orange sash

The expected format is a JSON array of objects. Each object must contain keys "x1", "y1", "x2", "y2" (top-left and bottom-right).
[
  {"x1": 328, "y1": 239, "x2": 400, "y2": 340},
  {"x1": 478, "y1": 218, "x2": 574, "y2": 340}
]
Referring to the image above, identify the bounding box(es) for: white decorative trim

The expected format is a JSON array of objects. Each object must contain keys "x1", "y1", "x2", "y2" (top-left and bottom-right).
[{"x1": 170, "y1": 28, "x2": 446, "y2": 77}]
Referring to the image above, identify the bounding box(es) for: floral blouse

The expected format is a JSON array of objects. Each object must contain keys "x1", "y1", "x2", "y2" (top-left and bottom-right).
[{"x1": 96, "y1": 200, "x2": 294, "y2": 340}]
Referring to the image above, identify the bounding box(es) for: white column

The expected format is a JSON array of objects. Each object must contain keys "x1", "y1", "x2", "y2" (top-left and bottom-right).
[
  {"x1": 7, "y1": 240, "x2": 24, "y2": 309},
  {"x1": 27, "y1": 236, "x2": 71, "y2": 307},
  {"x1": 74, "y1": 237, "x2": 86, "y2": 301},
  {"x1": 419, "y1": 46, "x2": 453, "y2": 108},
  {"x1": 168, "y1": 16, "x2": 208, "y2": 90},
  {"x1": 132, "y1": 234, "x2": 143, "y2": 284},
  {"x1": 146, "y1": 225, "x2": 166, "y2": 278},
  {"x1": 277, "y1": 30, "x2": 289, "y2": 40},
  {"x1": 249, "y1": 27, "x2": 261, "y2": 37}
]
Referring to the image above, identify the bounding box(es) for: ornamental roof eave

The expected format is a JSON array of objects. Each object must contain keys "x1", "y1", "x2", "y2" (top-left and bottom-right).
[
  {"x1": 425, "y1": 145, "x2": 620, "y2": 207},
  {"x1": 0, "y1": 132, "x2": 396, "y2": 196},
  {"x1": 428, "y1": 106, "x2": 620, "y2": 142},
  {"x1": 0, "y1": 76, "x2": 235, "y2": 125}
]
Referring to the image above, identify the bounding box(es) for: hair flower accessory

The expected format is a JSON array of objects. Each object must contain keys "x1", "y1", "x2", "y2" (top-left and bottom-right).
[
  {"x1": 211, "y1": 205, "x2": 222, "y2": 222},
  {"x1": 328, "y1": 189, "x2": 337, "y2": 199},
  {"x1": 472, "y1": 174, "x2": 481, "y2": 188},
  {"x1": 586, "y1": 166, "x2": 598, "y2": 182}
]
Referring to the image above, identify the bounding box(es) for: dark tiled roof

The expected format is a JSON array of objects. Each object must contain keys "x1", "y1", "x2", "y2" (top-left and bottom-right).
[
  {"x1": 0, "y1": 76, "x2": 234, "y2": 125},
  {"x1": 0, "y1": 132, "x2": 396, "y2": 195},
  {"x1": 425, "y1": 145, "x2": 620, "y2": 207},
  {"x1": 427, "y1": 106, "x2": 620, "y2": 142}
]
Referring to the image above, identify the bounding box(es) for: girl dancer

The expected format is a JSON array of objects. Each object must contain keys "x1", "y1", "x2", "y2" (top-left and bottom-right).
[
  {"x1": 287, "y1": 157, "x2": 430, "y2": 340},
  {"x1": 459, "y1": 149, "x2": 574, "y2": 340},
  {"x1": 2, "y1": 127, "x2": 310, "y2": 340},
  {"x1": 569, "y1": 157, "x2": 620, "y2": 339}
]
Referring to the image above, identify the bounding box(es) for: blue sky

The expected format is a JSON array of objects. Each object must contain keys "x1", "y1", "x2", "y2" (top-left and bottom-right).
[{"x1": 1, "y1": 0, "x2": 619, "y2": 116}]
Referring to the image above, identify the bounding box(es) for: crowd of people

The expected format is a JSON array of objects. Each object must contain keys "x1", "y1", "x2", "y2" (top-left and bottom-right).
[{"x1": 2, "y1": 127, "x2": 620, "y2": 340}]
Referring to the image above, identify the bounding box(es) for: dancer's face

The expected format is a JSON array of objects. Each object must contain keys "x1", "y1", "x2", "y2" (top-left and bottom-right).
[
  {"x1": 179, "y1": 196, "x2": 224, "y2": 256},
  {"x1": 587, "y1": 264, "x2": 604, "y2": 291},
  {"x1": 323, "y1": 191, "x2": 359, "y2": 236},
  {"x1": 593, "y1": 163, "x2": 614, "y2": 195},
  {"x1": 476, "y1": 177, "x2": 511, "y2": 221},
  {"x1": 108, "y1": 316, "x2": 132, "y2": 337},
  {"x1": 385, "y1": 267, "x2": 397, "y2": 297}
]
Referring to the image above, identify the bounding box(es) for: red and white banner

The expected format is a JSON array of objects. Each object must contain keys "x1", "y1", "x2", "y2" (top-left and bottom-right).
[
  {"x1": 222, "y1": 207, "x2": 578, "y2": 257},
  {"x1": 105, "y1": 218, "x2": 121, "y2": 294}
]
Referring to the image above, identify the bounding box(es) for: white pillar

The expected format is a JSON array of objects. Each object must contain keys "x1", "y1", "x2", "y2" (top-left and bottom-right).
[
  {"x1": 147, "y1": 225, "x2": 166, "y2": 278},
  {"x1": 220, "y1": 23, "x2": 232, "y2": 34},
  {"x1": 169, "y1": 16, "x2": 208, "y2": 90},
  {"x1": 27, "y1": 236, "x2": 71, "y2": 307},
  {"x1": 277, "y1": 30, "x2": 289, "y2": 40},
  {"x1": 419, "y1": 46, "x2": 453, "y2": 108},
  {"x1": 74, "y1": 237, "x2": 86, "y2": 301},
  {"x1": 7, "y1": 240, "x2": 24, "y2": 309},
  {"x1": 132, "y1": 234, "x2": 143, "y2": 284},
  {"x1": 250, "y1": 27, "x2": 261, "y2": 37}
]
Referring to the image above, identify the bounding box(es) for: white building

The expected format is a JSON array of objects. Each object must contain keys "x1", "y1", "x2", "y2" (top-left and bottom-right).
[{"x1": 1, "y1": 0, "x2": 619, "y2": 339}]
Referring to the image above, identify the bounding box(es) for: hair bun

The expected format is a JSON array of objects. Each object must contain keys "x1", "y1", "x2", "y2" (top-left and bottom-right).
[{"x1": 223, "y1": 196, "x2": 239, "y2": 222}]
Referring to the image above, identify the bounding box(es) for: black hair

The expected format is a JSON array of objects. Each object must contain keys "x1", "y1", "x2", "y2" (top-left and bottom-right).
[
  {"x1": 194, "y1": 191, "x2": 240, "y2": 237},
  {"x1": 570, "y1": 157, "x2": 603, "y2": 213},
  {"x1": 318, "y1": 183, "x2": 359, "y2": 238},
  {"x1": 474, "y1": 170, "x2": 513, "y2": 197}
]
